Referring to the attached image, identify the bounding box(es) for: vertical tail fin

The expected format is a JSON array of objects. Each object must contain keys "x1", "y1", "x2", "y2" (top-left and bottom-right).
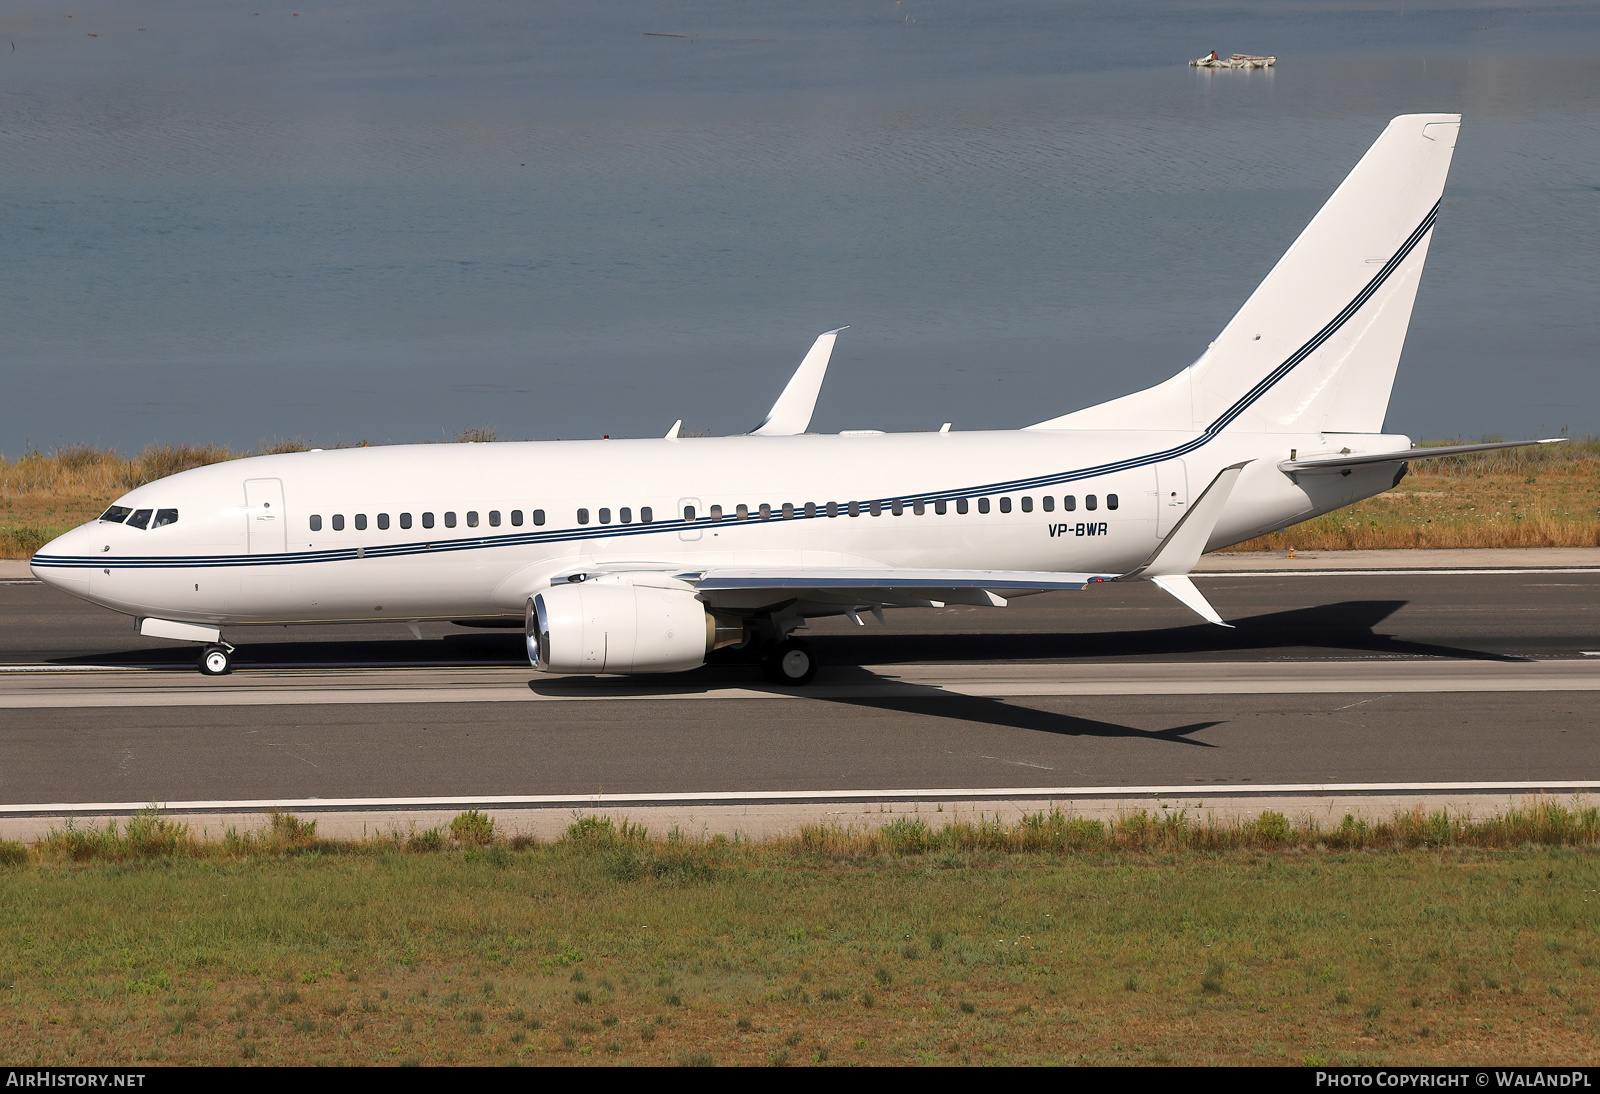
[{"x1": 1030, "y1": 114, "x2": 1460, "y2": 434}]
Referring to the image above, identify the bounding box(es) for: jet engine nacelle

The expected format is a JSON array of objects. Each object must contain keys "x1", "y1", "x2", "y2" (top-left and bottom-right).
[{"x1": 527, "y1": 579, "x2": 743, "y2": 674}]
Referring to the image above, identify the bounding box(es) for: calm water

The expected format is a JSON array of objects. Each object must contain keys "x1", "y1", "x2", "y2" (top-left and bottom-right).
[{"x1": 2, "y1": 1, "x2": 1598, "y2": 452}]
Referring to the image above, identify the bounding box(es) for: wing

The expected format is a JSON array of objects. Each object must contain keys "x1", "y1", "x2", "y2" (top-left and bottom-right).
[
  {"x1": 689, "y1": 567, "x2": 1111, "y2": 609},
  {"x1": 549, "y1": 464, "x2": 1250, "y2": 625}
]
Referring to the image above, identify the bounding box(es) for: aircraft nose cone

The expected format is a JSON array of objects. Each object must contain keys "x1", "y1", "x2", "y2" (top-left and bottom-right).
[{"x1": 30, "y1": 525, "x2": 95, "y2": 588}]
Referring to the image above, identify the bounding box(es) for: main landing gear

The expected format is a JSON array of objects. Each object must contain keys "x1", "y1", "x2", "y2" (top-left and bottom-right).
[
  {"x1": 760, "y1": 637, "x2": 818, "y2": 686},
  {"x1": 198, "y1": 643, "x2": 235, "y2": 676}
]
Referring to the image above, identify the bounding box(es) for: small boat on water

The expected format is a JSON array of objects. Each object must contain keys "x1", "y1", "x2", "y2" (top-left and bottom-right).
[{"x1": 1190, "y1": 52, "x2": 1275, "y2": 69}]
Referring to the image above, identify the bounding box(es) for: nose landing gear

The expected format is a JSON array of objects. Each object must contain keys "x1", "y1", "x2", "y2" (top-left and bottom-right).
[{"x1": 198, "y1": 643, "x2": 235, "y2": 676}]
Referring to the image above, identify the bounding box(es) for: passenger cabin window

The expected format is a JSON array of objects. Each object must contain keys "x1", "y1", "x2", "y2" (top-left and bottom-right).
[
  {"x1": 826, "y1": 502, "x2": 839, "y2": 518},
  {"x1": 803, "y1": 503, "x2": 816, "y2": 519},
  {"x1": 1107, "y1": 494, "x2": 1119, "y2": 510},
  {"x1": 681, "y1": 505, "x2": 695, "y2": 522},
  {"x1": 1063, "y1": 496, "x2": 1077, "y2": 512},
  {"x1": 309, "y1": 515, "x2": 323, "y2": 532},
  {"x1": 378, "y1": 513, "x2": 390, "y2": 530},
  {"x1": 1086, "y1": 495, "x2": 1098, "y2": 511},
  {"x1": 1043, "y1": 497, "x2": 1054, "y2": 513},
  {"x1": 599, "y1": 508, "x2": 611, "y2": 525},
  {"x1": 999, "y1": 497, "x2": 1012, "y2": 514},
  {"x1": 977, "y1": 498, "x2": 991, "y2": 514},
  {"x1": 332, "y1": 514, "x2": 345, "y2": 531},
  {"x1": 709, "y1": 505, "x2": 723, "y2": 521},
  {"x1": 913, "y1": 501, "x2": 924, "y2": 515},
  {"x1": 355, "y1": 514, "x2": 367, "y2": 531},
  {"x1": 868, "y1": 501, "x2": 880, "y2": 516},
  {"x1": 782, "y1": 503, "x2": 794, "y2": 519},
  {"x1": 401, "y1": 513, "x2": 413, "y2": 529},
  {"x1": 489, "y1": 511, "x2": 501, "y2": 527},
  {"x1": 641, "y1": 507, "x2": 653, "y2": 523},
  {"x1": 1021, "y1": 497, "x2": 1033, "y2": 513},
  {"x1": 736, "y1": 504, "x2": 748, "y2": 520},
  {"x1": 759, "y1": 504, "x2": 772, "y2": 520},
  {"x1": 892, "y1": 500, "x2": 904, "y2": 516},
  {"x1": 151, "y1": 509, "x2": 178, "y2": 528},
  {"x1": 100, "y1": 506, "x2": 132, "y2": 524},
  {"x1": 935, "y1": 500, "x2": 947, "y2": 515},
  {"x1": 533, "y1": 509, "x2": 546, "y2": 526},
  {"x1": 466, "y1": 511, "x2": 479, "y2": 528},
  {"x1": 620, "y1": 507, "x2": 632, "y2": 524},
  {"x1": 510, "y1": 510, "x2": 523, "y2": 526},
  {"x1": 422, "y1": 512, "x2": 434, "y2": 529},
  {"x1": 444, "y1": 512, "x2": 457, "y2": 528},
  {"x1": 577, "y1": 508, "x2": 590, "y2": 525},
  {"x1": 955, "y1": 498, "x2": 968, "y2": 515}
]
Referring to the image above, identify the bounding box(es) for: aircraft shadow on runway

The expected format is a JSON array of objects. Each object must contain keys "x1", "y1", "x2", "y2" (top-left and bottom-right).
[
  {"x1": 522, "y1": 666, "x2": 1226, "y2": 745},
  {"x1": 54, "y1": 598, "x2": 1513, "y2": 671},
  {"x1": 806, "y1": 689, "x2": 1224, "y2": 746},
  {"x1": 809, "y1": 599, "x2": 1524, "y2": 666}
]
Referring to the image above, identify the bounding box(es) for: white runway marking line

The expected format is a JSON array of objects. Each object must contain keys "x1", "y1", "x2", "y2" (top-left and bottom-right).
[
  {"x1": 0, "y1": 664, "x2": 157, "y2": 674},
  {"x1": 5, "y1": 659, "x2": 1600, "y2": 707},
  {"x1": 4, "y1": 780, "x2": 1598, "y2": 817}
]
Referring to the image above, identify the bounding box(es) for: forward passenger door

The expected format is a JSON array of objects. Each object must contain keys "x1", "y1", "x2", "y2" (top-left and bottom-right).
[{"x1": 244, "y1": 478, "x2": 287, "y2": 555}]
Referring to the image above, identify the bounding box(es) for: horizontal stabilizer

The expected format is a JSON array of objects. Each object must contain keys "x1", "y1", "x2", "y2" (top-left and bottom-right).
[
  {"x1": 1281, "y1": 438, "x2": 1563, "y2": 474},
  {"x1": 750, "y1": 328, "x2": 848, "y2": 436}
]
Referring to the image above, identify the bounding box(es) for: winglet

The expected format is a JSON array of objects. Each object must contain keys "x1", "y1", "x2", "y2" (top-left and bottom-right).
[
  {"x1": 750, "y1": 328, "x2": 848, "y2": 436},
  {"x1": 1118, "y1": 461, "x2": 1250, "y2": 626}
]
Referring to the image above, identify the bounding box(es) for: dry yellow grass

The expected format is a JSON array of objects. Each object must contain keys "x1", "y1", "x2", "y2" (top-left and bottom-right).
[
  {"x1": 3, "y1": 437, "x2": 1597, "y2": 558},
  {"x1": 0, "y1": 444, "x2": 250, "y2": 558}
]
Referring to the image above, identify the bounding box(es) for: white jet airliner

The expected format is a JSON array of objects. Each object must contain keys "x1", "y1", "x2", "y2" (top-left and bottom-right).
[{"x1": 31, "y1": 114, "x2": 1555, "y2": 682}]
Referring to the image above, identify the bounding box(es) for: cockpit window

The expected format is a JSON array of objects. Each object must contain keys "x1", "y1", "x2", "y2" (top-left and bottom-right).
[
  {"x1": 126, "y1": 509, "x2": 153, "y2": 530},
  {"x1": 152, "y1": 509, "x2": 179, "y2": 528},
  {"x1": 99, "y1": 506, "x2": 132, "y2": 524}
]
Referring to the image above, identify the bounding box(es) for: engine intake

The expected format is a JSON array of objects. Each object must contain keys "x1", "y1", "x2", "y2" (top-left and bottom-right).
[{"x1": 527, "y1": 580, "x2": 743, "y2": 674}]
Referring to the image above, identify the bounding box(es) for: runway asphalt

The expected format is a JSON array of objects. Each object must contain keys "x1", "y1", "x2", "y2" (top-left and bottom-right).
[{"x1": 2, "y1": 568, "x2": 1598, "y2": 813}]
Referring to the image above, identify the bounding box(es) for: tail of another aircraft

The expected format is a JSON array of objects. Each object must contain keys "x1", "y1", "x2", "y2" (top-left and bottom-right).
[{"x1": 1030, "y1": 113, "x2": 1461, "y2": 435}]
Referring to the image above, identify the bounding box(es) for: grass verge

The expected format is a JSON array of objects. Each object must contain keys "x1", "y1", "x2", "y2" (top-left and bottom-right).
[{"x1": 1, "y1": 805, "x2": 1597, "y2": 1065}]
